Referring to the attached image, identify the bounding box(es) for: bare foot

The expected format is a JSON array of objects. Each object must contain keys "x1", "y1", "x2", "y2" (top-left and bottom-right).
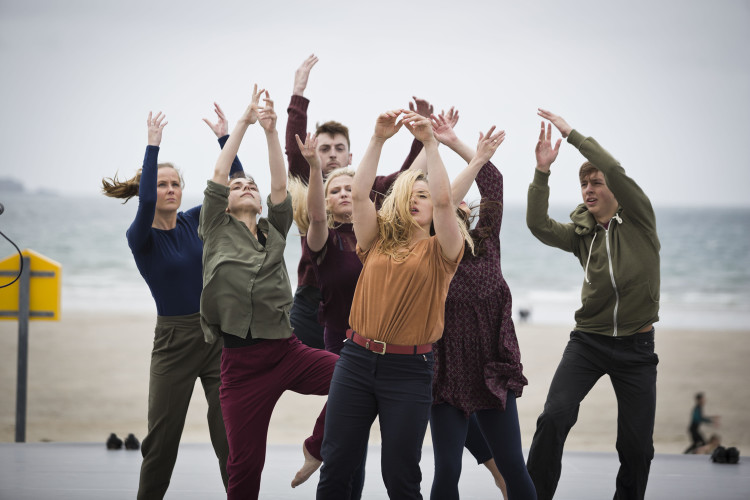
[{"x1": 291, "y1": 443, "x2": 322, "y2": 488}]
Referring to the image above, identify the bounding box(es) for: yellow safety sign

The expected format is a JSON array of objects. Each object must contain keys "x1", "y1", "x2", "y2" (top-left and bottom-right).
[{"x1": 0, "y1": 249, "x2": 61, "y2": 321}]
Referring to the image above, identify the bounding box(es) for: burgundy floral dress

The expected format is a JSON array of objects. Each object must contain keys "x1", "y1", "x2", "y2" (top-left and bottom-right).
[{"x1": 432, "y1": 161, "x2": 528, "y2": 416}]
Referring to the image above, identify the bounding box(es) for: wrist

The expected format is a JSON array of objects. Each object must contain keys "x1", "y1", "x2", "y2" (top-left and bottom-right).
[{"x1": 292, "y1": 86, "x2": 305, "y2": 96}]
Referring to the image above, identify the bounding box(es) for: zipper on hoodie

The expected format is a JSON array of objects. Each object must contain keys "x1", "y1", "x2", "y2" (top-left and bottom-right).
[{"x1": 603, "y1": 216, "x2": 622, "y2": 337}]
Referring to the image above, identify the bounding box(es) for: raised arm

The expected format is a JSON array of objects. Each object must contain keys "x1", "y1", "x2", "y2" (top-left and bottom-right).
[
  {"x1": 353, "y1": 110, "x2": 404, "y2": 251},
  {"x1": 204, "y1": 102, "x2": 244, "y2": 176},
  {"x1": 450, "y1": 126, "x2": 506, "y2": 205},
  {"x1": 296, "y1": 133, "x2": 328, "y2": 252},
  {"x1": 370, "y1": 96, "x2": 433, "y2": 205},
  {"x1": 527, "y1": 118, "x2": 576, "y2": 251},
  {"x1": 540, "y1": 108, "x2": 656, "y2": 229},
  {"x1": 402, "y1": 111, "x2": 463, "y2": 261},
  {"x1": 258, "y1": 91, "x2": 287, "y2": 205},
  {"x1": 286, "y1": 55, "x2": 318, "y2": 182},
  {"x1": 212, "y1": 85, "x2": 262, "y2": 185},
  {"x1": 127, "y1": 111, "x2": 167, "y2": 251}
]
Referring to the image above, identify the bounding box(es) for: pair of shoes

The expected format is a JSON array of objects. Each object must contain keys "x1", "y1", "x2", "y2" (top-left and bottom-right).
[
  {"x1": 106, "y1": 433, "x2": 123, "y2": 450},
  {"x1": 712, "y1": 446, "x2": 741, "y2": 464},
  {"x1": 124, "y1": 433, "x2": 140, "y2": 451}
]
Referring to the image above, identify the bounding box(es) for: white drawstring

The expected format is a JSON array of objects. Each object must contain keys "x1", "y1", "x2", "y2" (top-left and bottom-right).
[{"x1": 584, "y1": 214, "x2": 622, "y2": 285}]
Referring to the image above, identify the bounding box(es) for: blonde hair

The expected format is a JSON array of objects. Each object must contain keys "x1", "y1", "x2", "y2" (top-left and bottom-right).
[
  {"x1": 101, "y1": 163, "x2": 182, "y2": 203},
  {"x1": 323, "y1": 167, "x2": 356, "y2": 227},
  {"x1": 289, "y1": 167, "x2": 356, "y2": 234},
  {"x1": 376, "y1": 170, "x2": 473, "y2": 261}
]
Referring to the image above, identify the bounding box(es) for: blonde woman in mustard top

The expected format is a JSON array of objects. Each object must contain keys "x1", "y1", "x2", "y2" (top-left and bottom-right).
[{"x1": 316, "y1": 109, "x2": 474, "y2": 499}]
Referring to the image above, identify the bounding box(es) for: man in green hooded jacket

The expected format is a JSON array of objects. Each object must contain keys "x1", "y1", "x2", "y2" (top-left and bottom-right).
[{"x1": 525, "y1": 109, "x2": 660, "y2": 500}]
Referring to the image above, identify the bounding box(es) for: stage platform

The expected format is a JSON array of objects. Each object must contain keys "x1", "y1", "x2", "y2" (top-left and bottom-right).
[{"x1": 1, "y1": 442, "x2": 747, "y2": 499}]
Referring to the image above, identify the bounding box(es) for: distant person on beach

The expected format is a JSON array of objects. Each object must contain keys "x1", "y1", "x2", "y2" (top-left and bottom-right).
[
  {"x1": 525, "y1": 109, "x2": 660, "y2": 500},
  {"x1": 101, "y1": 104, "x2": 243, "y2": 499},
  {"x1": 429, "y1": 110, "x2": 536, "y2": 500},
  {"x1": 684, "y1": 392, "x2": 720, "y2": 454},
  {"x1": 284, "y1": 54, "x2": 426, "y2": 349},
  {"x1": 316, "y1": 109, "x2": 469, "y2": 498},
  {"x1": 197, "y1": 85, "x2": 338, "y2": 500}
]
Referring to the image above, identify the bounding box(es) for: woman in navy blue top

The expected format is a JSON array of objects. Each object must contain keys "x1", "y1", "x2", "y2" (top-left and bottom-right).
[{"x1": 102, "y1": 105, "x2": 243, "y2": 499}]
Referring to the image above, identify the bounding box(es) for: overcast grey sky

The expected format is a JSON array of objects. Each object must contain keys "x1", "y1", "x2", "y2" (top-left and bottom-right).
[{"x1": 1, "y1": 0, "x2": 748, "y2": 207}]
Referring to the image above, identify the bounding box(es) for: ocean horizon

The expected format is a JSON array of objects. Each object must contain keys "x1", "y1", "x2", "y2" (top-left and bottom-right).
[{"x1": 1, "y1": 193, "x2": 748, "y2": 331}]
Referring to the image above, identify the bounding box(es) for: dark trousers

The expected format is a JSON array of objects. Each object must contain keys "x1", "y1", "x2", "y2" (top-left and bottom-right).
[
  {"x1": 527, "y1": 330, "x2": 658, "y2": 500},
  {"x1": 317, "y1": 341, "x2": 434, "y2": 499},
  {"x1": 290, "y1": 286, "x2": 325, "y2": 349},
  {"x1": 138, "y1": 313, "x2": 229, "y2": 500},
  {"x1": 464, "y1": 414, "x2": 492, "y2": 464},
  {"x1": 431, "y1": 393, "x2": 537, "y2": 500},
  {"x1": 220, "y1": 335, "x2": 338, "y2": 500}
]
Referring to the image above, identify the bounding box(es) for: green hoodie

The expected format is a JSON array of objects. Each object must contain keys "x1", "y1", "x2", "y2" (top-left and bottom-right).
[{"x1": 526, "y1": 130, "x2": 660, "y2": 336}]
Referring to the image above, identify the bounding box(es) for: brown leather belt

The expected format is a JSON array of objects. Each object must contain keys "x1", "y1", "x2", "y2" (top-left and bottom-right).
[{"x1": 346, "y1": 329, "x2": 432, "y2": 355}]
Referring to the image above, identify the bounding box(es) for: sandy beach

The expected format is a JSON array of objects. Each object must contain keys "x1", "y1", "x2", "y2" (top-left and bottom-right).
[{"x1": 1, "y1": 312, "x2": 748, "y2": 455}]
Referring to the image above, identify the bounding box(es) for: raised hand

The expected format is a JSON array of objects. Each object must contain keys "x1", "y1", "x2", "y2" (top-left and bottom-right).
[
  {"x1": 202, "y1": 102, "x2": 229, "y2": 137},
  {"x1": 475, "y1": 126, "x2": 506, "y2": 164},
  {"x1": 537, "y1": 108, "x2": 572, "y2": 138},
  {"x1": 257, "y1": 91, "x2": 277, "y2": 132},
  {"x1": 295, "y1": 132, "x2": 320, "y2": 169},
  {"x1": 373, "y1": 110, "x2": 404, "y2": 140},
  {"x1": 147, "y1": 111, "x2": 168, "y2": 146},
  {"x1": 535, "y1": 121, "x2": 561, "y2": 172},
  {"x1": 293, "y1": 54, "x2": 319, "y2": 96},
  {"x1": 238, "y1": 84, "x2": 265, "y2": 126},
  {"x1": 431, "y1": 107, "x2": 460, "y2": 146},
  {"x1": 402, "y1": 111, "x2": 434, "y2": 144},
  {"x1": 408, "y1": 96, "x2": 434, "y2": 118}
]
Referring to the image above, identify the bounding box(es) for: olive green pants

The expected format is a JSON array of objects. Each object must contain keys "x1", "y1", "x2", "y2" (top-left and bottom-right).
[{"x1": 137, "y1": 313, "x2": 228, "y2": 499}]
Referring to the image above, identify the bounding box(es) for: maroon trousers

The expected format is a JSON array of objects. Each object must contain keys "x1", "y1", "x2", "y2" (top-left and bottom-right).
[{"x1": 220, "y1": 335, "x2": 338, "y2": 500}]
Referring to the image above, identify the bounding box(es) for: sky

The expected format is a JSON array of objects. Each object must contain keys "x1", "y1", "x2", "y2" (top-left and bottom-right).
[{"x1": 0, "y1": 0, "x2": 749, "y2": 207}]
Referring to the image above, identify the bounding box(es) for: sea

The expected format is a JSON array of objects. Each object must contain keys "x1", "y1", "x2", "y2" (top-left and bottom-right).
[{"x1": 1, "y1": 193, "x2": 748, "y2": 331}]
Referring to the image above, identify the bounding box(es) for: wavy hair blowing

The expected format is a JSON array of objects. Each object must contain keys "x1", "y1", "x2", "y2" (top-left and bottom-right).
[
  {"x1": 376, "y1": 170, "x2": 473, "y2": 262},
  {"x1": 101, "y1": 163, "x2": 182, "y2": 203}
]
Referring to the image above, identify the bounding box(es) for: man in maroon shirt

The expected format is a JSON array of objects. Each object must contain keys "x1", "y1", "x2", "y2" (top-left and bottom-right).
[{"x1": 284, "y1": 54, "x2": 430, "y2": 349}]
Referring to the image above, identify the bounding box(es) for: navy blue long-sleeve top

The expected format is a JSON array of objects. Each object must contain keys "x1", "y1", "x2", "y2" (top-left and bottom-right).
[{"x1": 126, "y1": 136, "x2": 243, "y2": 316}]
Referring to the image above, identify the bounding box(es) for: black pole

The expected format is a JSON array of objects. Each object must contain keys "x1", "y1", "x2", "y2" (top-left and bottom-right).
[{"x1": 15, "y1": 256, "x2": 30, "y2": 443}]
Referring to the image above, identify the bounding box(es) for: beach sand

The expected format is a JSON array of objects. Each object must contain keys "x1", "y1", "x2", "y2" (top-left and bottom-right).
[{"x1": 1, "y1": 312, "x2": 748, "y2": 455}]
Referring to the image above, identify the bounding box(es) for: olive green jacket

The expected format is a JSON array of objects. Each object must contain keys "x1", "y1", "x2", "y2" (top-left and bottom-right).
[
  {"x1": 526, "y1": 130, "x2": 660, "y2": 336},
  {"x1": 198, "y1": 180, "x2": 294, "y2": 343}
]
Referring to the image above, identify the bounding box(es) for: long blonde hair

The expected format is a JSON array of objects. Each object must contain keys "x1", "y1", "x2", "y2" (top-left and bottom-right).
[
  {"x1": 289, "y1": 167, "x2": 356, "y2": 234},
  {"x1": 376, "y1": 170, "x2": 473, "y2": 261},
  {"x1": 101, "y1": 163, "x2": 182, "y2": 203}
]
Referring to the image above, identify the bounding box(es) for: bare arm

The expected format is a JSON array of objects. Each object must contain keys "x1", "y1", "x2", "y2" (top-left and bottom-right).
[
  {"x1": 353, "y1": 110, "x2": 404, "y2": 251},
  {"x1": 257, "y1": 91, "x2": 287, "y2": 205},
  {"x1": 212, "y1": 85, "x2": 262, "y2": 185},
  {"x1": 402, "y1": 112, "x2": 463, "y2": 261},
  {"x1": 296, "y1": 133, "x2": 328, "y2": 252},
  {"x1": 450, "y1": 126, "x2": 506, "y2": 204}
]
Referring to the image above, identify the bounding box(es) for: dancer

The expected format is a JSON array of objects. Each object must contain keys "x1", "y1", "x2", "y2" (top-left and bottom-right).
[
  {"x1": 317, "y1": 109, "x2": 470, "y2": 499},
  {"x1": 197, "y1": 85, "x2": 338, "y2": 500},
  {"x1": 525, "y1": 109, "x2": 660, "y2": 500},
  {"x1": 429, "y1": 112, "x2": 536, "y2": 499},
  {"x1": 285, "y1": 54, "x2": 427, "y2": 348},
  {"x1": 101, "y1": 104, "x2": 244, "y2": 499}
]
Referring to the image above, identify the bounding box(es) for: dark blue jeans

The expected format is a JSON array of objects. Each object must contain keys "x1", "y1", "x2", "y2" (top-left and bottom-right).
[
  {"x1": 431, "y1": 393, "x2": 537, "y2": 500},
  {"x1": 527, "y1": 330, "x2": 658, "y2": 500},
  {"x1": 290, "y1": 286, "x2": 325, "y2": 350},
  {"x1": 317, "y1": 340, "x2": 434, "y2": 499}
]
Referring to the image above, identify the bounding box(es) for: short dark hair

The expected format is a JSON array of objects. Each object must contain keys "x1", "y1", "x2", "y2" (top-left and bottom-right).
[
  {"x1": 578, "y1": 161, "x2": 600, "y2": 183},
  {"x1": 315, "y1": 120, "x2": 350, "y2": 149}
]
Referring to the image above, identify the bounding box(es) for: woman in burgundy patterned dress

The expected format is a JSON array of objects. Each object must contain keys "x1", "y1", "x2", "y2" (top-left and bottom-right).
[{"x1": 430, "y1": 111, "x2": 536, "y2": 500}]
